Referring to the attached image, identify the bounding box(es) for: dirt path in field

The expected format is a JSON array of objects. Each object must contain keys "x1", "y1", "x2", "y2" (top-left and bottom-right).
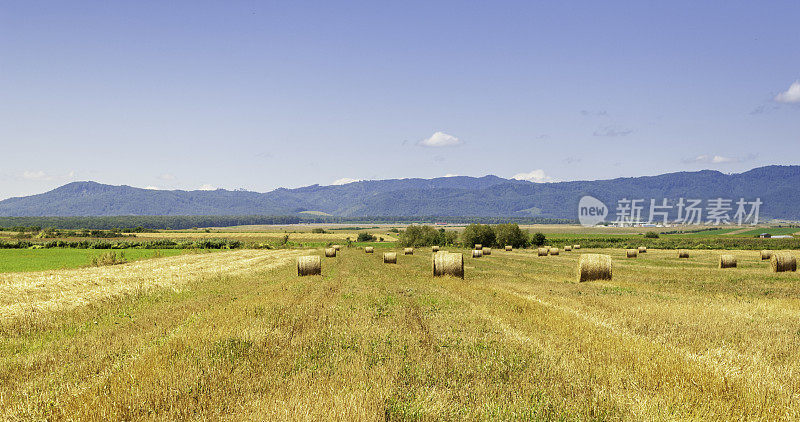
[{"x1": 0, "y1": 249, "x2": 306, "y2": 320}]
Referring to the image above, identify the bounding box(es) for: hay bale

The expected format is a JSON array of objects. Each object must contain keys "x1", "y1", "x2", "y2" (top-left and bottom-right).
[
  {"x1": 719, "y1": 254, "x2": 737, "y2": 269},
  {"x1": 472, "y1": 250, "x2": 483, "y2": 258},
  {"x1": 549, "y1": 248, "x2": 560, "y2": 256},
  {"x1": 432, "y1": 246, "x2": 440, "y2": 252},
  {"x1": 297, "y1": 255, "x2": 321, "y2": 276},
  {"x1": 404, "y1": 247, "x2": 414, "y2": 255},
  {"x1": 573, "y1": 245, "x2": 581, "y2": 250},
  {"x1": 483, "y1": 247, "x2": 492, "y2": 256},
  {"x1": 577, "y1": 254, "x2": 612, "y2": 282},
  {"x1": 325, "y1": 248, "x2": 336, "y2": 258},
  {"x1": 505, "y1": 245, "x2": 512, "y2": 251},
  {"x1": 761, "y1": 250, "x2": 772, "y2": 260},
  {"x1": 474, "y1": 244, "x2": 482, "y2": 250},
  {"x1": 771, "y1": 252, "x2": 797, "y2": 272},
  {"x1": 433, "y1": 252, "x2": 464, "y2": 279},
  {"x1": 365, "y1": 246, "x2": 374, "y2": 254},
  {"x1": 537, "y1": 248, "x2": 548, "y2": 256},
  {"x1": 626, "y1": 249, "x2": 638, "y2": 258},
  {"x1": 638, "y1": 246, "x2": 647, "y2": 253},
  {"x1": 678, "y1": 250, "x2": 690, "y2": 259},
  {"x1": 332, "y1": 245, "x2": 341, "y2": 251},
  {"x1": 564, "y1": 245, "x2": 572, "y2": 252},
  {"x1": 383, "y1": 252, "x2": 397, "y2": 264}
]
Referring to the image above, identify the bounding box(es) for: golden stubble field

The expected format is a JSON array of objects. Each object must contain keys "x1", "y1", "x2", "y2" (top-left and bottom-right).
[{"x1": 1, "y1": 247, "x2": 799, "y2": 420}]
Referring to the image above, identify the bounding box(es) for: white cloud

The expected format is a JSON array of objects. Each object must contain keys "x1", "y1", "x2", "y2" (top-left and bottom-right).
[
  {"x1": 512, "y1": 169, "x2": 558, "y2": 183},
  {"x1": 683, "y1": 154, "x2": 756, "y2": 164},
  {"x1": 775, "y1": 81, "x2": 800, "y2": 103},
  {"x1": 158, "y1": 173, "x2": 176, "y2": 181},
  {"x1": 443, "y1": 173, "x2": 459, "y2": 177},
  {"x1": 22, "y1": 170, "x2": 52, "y2": 181},
  {"x1": 144, "y1": 186, "x2": 161, "y2": 190},
  {"x1": 198, "y1": 184, "x2": 216, "y2": 191},
  {"x1": 331, "y1": 177, "x2": 361, "y2": 185},
  {"x1": 418, "y1": 131, "x2": 463, "y2": 147}
]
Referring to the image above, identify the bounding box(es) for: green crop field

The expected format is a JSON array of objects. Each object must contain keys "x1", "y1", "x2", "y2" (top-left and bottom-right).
[
  {"x1": 2, "y1": 245, "x2": 799, "y2": 419},
  {"x1": 0, "y1": 248, "x2": 186, "y2": 273}
]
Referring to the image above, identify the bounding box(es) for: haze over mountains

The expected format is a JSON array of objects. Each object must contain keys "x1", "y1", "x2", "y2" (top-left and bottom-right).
[{"x1": 1, "y1": 166, "x2": 798, "y2": 221}]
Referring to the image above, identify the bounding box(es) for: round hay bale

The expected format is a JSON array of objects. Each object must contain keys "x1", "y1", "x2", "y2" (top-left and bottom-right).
[
  {"x1": 383, "y1": 252, "x2": 397, "y2": 264},
  {"x1": 505, "y1": 245, "x2": 512, "y2": 251},
  {"x1": 332, "y1": 245, "x2": 341, "y2": 251},
  {"x1": 297, "y1": 255, "x2": 321, "y2": 276},
  {"x1": 325, "y1": 248, "x2": 336, "y2": 258},
  {"x1": 483, "y1": 247, "x2": 492, "y2": 256},
  {"x1": 404, "y1": 247, "x2": 414, "y2": 255},
  {"x1": 433, "y1": 252, "x2": 464, "y2": 279},
  {"x1": 573, "y1": 245, "x2": 581, "y2": 250},
  {"x1": 365, "y1": 246, "x2": 374, "y2": 254},
  {"x1": 638, "y1": 246, "x2": 647, "y2": 253},
  {"x1": 537, "y1": 248, "x2": 548, "y2": 256},
  {"x1": 577, "y1": 254, "x2": 612, "y2": 282},
  {"x1": 678, "y1": 250, "x2": 690, "y2": 259},
  {"x1": 761, "y1": 250, "x2": 772, "y2": 260},
  {"x1": 564, "y1": 245, "x2": 572, "y2": 252},
  {"x1": 771, "y1": 252, "x2": 797, "y2": 272},
  {"x1": 549, "y1": 248, "x2": 560, "y2": 256},
  {"x1": 432, "y1": 246, "x2": 440, "y2": 252},
  {"x1": 472, "y1": 250, "x2": 483, "y2": 258},
  {"x1": 474, "y1": 244, "x2": 482, "y2": 250},
  {"x1": 626, "y1": 249, "x2": 638, "y2": 258},
  {"x1": 719, "y1": 254, "x2": 737, "y2": 268}
]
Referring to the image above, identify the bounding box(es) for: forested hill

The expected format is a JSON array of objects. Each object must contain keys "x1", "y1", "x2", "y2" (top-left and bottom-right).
[{"x1": 0, "y1": 166, "x2": 799, "y2": 220}]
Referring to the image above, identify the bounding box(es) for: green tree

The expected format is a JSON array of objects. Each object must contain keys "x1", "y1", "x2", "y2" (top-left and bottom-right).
[
  {"x1": 398, "y1": 225, "x2": 444, "y2": 247},
  {"x1": 461, "y1": 224, "x2": 496, "y2": 248},
  {"x1": 357, "y1": 232, "x2": 376, "y2": 242},
  {"x1": 494, "y1": 223, "x2": 529, "y2": 248},
  {"x1": 531, "y1": 232, "x2": 547, "y2": 246}
]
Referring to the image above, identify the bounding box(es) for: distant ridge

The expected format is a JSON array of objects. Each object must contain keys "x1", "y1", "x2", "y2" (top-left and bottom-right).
[{"x1": 1, "y1": 166, "x2": 799, "y2": 220}]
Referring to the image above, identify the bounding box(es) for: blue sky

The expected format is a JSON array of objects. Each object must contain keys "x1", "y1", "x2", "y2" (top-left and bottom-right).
[{"x1": 1, "y1": 1, "x2": 798, "y2": 199}]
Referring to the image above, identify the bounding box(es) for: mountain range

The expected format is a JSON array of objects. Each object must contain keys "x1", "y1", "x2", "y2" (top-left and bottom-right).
[{"x1": 1, "y1": 166, "x2": 799, "y2": 221}]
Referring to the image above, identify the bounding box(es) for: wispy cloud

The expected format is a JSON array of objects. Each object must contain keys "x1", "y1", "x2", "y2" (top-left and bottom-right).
[
  {"x1": 157, "y1": 173, "x2": 176, "y2": 181},
  {"x1": 775, "y1": 81, "x2": 800, "y2": 103},
  {"x1": 443, "y1": 173, "x2": 459, "y2": 177},
  {"x1": 683, "y1": 154, "x2": 757, "y2": 164},
  {"x1": 580, "y1": 110, "x2": 609, "y2": 117},
  {"x1": 331, "y1": 177, "x2": 361, "y2": 185},
  {"x1": 144, "y1": 186, "x2": 161, "y2": 190},
  {"x1": 198, "y1": 184, "x2": 216, "y2": 191},
  {"x1": 22, "y1": 170, "x2": 53, "y2": 181},
  {"x1": 418, "y1": 131, "x2": 463, "y2": 147},
  {"x1": 593, "y1": 126, "x2": 632, "y2": 137},
  {"x1": 511, "y1": 169, "x2": 558, "y2": 183}
]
